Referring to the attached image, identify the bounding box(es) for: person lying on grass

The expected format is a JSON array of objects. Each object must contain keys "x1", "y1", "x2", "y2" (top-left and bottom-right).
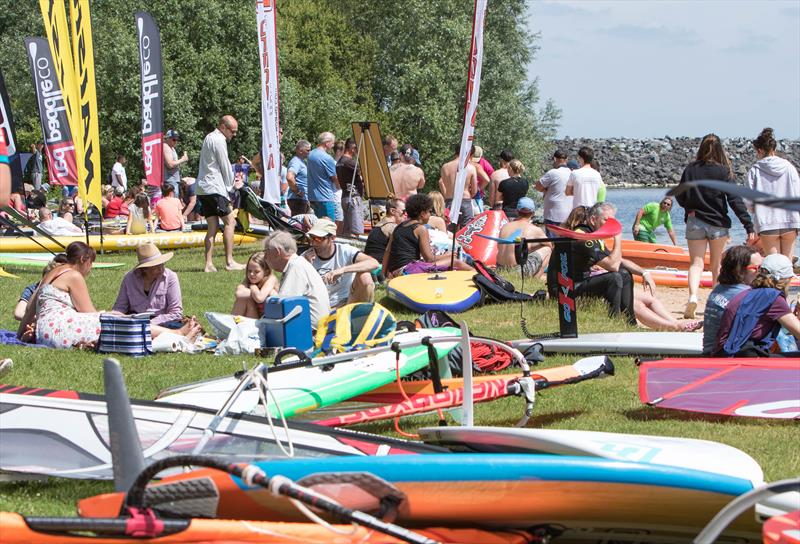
[
  {"x1": 231, "y1": 251, "x2": 279, "y2": 318},
  {"x1": 111, "y1": 243, "x2": 201, "y2": 340}
]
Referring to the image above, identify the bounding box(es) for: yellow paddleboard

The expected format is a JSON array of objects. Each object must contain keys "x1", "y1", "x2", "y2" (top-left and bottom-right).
[
  {"x1": 387, "y1": 270, "x2": 481, "y2": 313},
  {"x1": 0, "y1": 232, "x2": 259, "y2": 253}
]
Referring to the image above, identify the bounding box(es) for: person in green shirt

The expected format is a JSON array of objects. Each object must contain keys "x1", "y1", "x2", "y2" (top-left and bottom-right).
[{"x1": 633, "y1": 197, "x2": 677, "y2": 245}]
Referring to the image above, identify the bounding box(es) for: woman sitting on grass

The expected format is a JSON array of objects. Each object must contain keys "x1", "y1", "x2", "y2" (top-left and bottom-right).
[
  {"x1": 231, "y1": 251, "x2": 280, "y2": 318},
  {"x1": 715, "y1": 253, "x2": 800, "y2": 357},
  {"x1": 17, "y1": 242, "x2": 102, "y2": 349}
]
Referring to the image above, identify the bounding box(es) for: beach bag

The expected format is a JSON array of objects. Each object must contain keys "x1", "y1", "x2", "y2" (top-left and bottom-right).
[
  {"x1": 472, "y1": 260, "x2": 545, "y2": 304},
  {"x1": 97, "y1": 314, "x2": 152, "y2": 357},
  {"x1": 313, "y1": 303, "x2": 396, "y2": 355}
]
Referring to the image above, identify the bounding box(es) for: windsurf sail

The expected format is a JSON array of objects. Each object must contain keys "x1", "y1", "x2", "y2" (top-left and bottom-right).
[
  {"x1": 639, "y1": 358, "x2": 800, "y2": 419},
  {"x1": 668, "y1": 179, "x2": 800, "y2": 212},
  {"x1": 0, "y1": 385, "x2": 441, "y2": 480}
]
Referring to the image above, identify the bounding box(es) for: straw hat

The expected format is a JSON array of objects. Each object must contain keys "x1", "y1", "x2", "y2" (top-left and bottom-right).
[{"x1": 135, "y1": 243, "x2": 173, "y2": 269}]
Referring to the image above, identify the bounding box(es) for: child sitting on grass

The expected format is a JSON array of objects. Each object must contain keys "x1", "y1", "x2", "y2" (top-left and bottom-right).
[{"x1": 231, "y1": 251, "x2": 279, "y2": 318}]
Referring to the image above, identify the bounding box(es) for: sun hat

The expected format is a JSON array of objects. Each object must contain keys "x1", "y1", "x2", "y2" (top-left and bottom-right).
[
  {"x1": 759, "y1": 253, "x2": 794, "y2": 281},
  {"x1": 307, "y1": 217, "x2": 337, "y2": 238},
  {"x1": 135, "y1": 243, "x2": 173, "y2": 269},
  {"x1": 517, "y1": 197, "x2": 536, "y2": 212}
]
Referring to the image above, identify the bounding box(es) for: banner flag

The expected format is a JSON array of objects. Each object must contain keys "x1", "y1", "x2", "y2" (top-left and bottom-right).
[
  {"x1": 0, "y1": 69, "x2": 25, "y2": 194},
  {"x1": 135, "y1": 11, "x2": 163, "y2": 187},
  {"x1": 449, "y1": 0, "x2": 488, "y2": 227},
  {"x1": 67, "y1": 0, "x2": 102, "y2": 212},
  {"x1": 256, "y1": 0, "x2": 281, "y2": 204},
  {"x1": 25, "y1": 37, "x2": 79, "y2": 187}
]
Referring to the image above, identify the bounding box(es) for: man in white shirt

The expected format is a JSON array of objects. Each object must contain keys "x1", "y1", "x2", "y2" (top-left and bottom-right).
[
  {"x1": 302, "y1": 218, "x2": 378, "y2": 308},
  {"x1": 264, "y1": 230, "x2": 331, "y2": 329},
  {"x1": 111, "y1": 155, "x2": 128, "y2": 192},
  {"x1": 535, "y1": 149, "x2": 574, "y2": 232},
  {"x1": 565, "y1": 146, "x2": 603, "y2": 209},
  {"x1": 37, "y1": 207, "x2": 82, "y2": 236},
  {"x1": 197, "y1": 115, "x2": 244, "y2": 272}
]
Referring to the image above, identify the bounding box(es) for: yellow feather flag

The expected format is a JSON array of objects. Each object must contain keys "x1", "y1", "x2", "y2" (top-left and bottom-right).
[{"x1": 68, "y1": 0, "x2": 102, "y2": 212}]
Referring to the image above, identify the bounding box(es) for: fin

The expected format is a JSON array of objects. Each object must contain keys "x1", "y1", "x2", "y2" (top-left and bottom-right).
[{"x1": 103, "y1": 358, "x2": 146, "y2": 492}]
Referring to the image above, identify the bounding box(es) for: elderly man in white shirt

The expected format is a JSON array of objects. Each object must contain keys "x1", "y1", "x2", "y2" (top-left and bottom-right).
[{"x1": 197, "y1": 115, "x2": 244, "y2": 272}]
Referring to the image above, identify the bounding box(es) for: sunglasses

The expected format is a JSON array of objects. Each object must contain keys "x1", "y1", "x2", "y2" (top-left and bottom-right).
[{"x1": 309, "y1": 234, "x2": 330, "y2": 242}]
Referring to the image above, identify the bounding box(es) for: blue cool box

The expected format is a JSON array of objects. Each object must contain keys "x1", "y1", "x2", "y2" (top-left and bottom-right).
[{"x1": 259, "y1": 296, "x2": 312, "y2": 351}]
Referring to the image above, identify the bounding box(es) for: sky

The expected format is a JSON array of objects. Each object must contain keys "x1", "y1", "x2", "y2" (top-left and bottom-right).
[{"x1": 526, "y1": 0, "x2": 800, "y2": 139}]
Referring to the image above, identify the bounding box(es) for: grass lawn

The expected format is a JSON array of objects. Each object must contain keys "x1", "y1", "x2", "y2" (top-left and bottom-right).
[{"x1": 0, "y1": 240, "x2": 797, "y2": 516}]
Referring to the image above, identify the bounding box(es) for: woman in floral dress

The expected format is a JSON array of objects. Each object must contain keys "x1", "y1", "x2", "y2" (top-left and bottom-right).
[{"x1": 18, "y1": 242, "x2": 102, "y2": 348}]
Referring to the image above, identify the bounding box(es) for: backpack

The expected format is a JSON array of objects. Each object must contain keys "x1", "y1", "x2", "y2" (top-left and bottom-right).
[
  {"x1": 313, "y1": 303, "x2": 397, "y2": 355},
  {"x1": 472, "y1": 260, "x2": 546, "y2": 303}
]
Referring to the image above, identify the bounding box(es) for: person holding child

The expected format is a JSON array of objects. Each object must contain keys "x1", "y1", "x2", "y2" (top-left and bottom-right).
[{"x1": 231, "y1": 251, "x2": 280, "y2": 318}]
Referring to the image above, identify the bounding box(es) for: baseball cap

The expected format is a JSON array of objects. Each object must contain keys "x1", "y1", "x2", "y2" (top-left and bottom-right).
[
  {"x1": 498, "y1": 149, "x2": 514, "y2": 162},
  {"x1": 517, "y1": 197, "x2": 536, "y2": 212},
  {"x1": 472, "y1": 145, "x2": 484, "y2": 162},
  {"x1": 165, "y1": 129, "x2": 181, "y2": 140},
  {"x1": 307, "y1": 217, "x2": 337, "y2": 238},
  {"x1": 566, "y1": 159, "x2": 580, "y2": 170},
  {"x1": 759, "y1": 253, "x2": 794, "y2": 281}
]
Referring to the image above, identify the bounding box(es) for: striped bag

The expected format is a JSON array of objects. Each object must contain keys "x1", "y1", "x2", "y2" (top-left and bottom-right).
[{"x1": 97, "y1": 314, "x2": 153, "y2": 357}]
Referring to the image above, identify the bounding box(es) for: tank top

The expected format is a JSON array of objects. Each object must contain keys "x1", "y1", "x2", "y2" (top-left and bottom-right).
[
  {"x1": 164, "y1": 146, "x2": 180, "y2": 185},
  {"x1": 364, "y1": 223, "x2": 391, "y2": 262},
  {"x1": 386, "y1": 220, "x2": 422, "y2": 273}
]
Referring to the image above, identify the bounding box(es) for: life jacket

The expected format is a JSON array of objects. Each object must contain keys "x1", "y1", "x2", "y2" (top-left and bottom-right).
[
  {"x1": 721, "y1": 288, "x2": 782, "y2": 356},
  {"x1": 472, "y1": 260, "x2": 545, "y2": 303},
  {"x1": 313, "y1": 303, "x2": 397, "y2": 355}
]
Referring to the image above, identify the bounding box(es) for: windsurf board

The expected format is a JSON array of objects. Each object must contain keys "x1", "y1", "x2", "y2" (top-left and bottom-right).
[
  {"x1": 386, "y1": 270, "x2": 481, "y2": 313},
  {"x1": 513, "y1": 331, "x2": 703, "y2": 355}
]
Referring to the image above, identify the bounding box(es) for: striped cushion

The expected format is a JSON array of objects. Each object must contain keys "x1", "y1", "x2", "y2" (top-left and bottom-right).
[{"x1": 98, "y1": 315, "x2": 152, "y2": 356}]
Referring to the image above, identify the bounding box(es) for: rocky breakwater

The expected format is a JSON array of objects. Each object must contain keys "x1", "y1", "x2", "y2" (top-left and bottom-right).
[{"x1": 551, "y1": 137, "x2": 800, "y2": 187}]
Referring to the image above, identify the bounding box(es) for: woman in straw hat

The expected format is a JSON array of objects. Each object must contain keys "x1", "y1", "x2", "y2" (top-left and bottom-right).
[{"x1": 111, "y1": 243, "x2": 201, "y2": 340}]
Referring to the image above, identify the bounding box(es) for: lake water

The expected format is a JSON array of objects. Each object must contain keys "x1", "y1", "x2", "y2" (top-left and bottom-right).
[{"x1": 605, "y1": 187, "x2": 748, "y2": 245}]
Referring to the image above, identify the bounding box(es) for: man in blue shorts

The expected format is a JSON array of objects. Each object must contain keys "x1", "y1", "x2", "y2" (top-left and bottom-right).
[{"x1": 307, "y1": 132, "x2": 340, "y2": 221}]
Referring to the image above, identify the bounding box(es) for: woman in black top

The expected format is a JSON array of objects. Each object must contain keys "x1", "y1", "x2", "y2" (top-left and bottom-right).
[
  {"x1": 496, "y1": 160, "x2": 529, "y2": 219},
  {"x1": 675, "y1": 133, "x2": 755, "y2": 318},
  {"x1": 383, "y1": 193, "x2": 473, "y2": 277}
]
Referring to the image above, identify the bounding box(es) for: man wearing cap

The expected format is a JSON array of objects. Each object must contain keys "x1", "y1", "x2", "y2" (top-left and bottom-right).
[
  {"x1": 489, "y1": 149, "x2": 513, "y2": 209},
  {"x1": 163, "y1": 129, "x2": 188, "y2": 195},
  {"x1": 264, "y1": 230, "x2": 330, "y2": 329},
  {"x1": 112, "y1": 243, "x2": 201, "y2": 340},
  {"x1": 496, "y1": 197, "x2": 551, "y2": 278},
  {"x1": 391, "y1": 144, "x2": 426, "y2": 200},
  {"x1": 535, "y1": 149, "x2": 573, "y2": 235},
  {"x1": 302, "y1": 218, "x2": 379, "y2": 308},
  {"x1": 307, "y1": 132, "x2": 340, "y2": 222},
  {"x1": 197, "y1": 115, "x2": 245, "y2": 272},
  {"x1": 714, "y1": 253, "x2": 800, "y2": 356}
]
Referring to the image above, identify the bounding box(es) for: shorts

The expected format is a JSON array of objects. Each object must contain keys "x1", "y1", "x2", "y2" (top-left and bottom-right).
[
  {"x1": 333, "y1": 198, "x2": 344, "y2": 222},
  {"x1": 759, "y1": 228, "x2": 798, "y2": 236},
  {"x1": 445, "y1": 198, "x2": 474, "y2": 228},
  {"x1": 685, "y1": 215, "x2": 728, "y2": 241},
  {"x1": 311, "y1": 200, "x2": 336, "y2": 221},
  {"x1": 342, "y1": 195, "x2": 365, "y2": 235},
  {"x1": 288, "y1": 198, "x2": 310, "y2": 216},
  {"x1": 501, "y1": 252, "x2": 544, "y2": 278},
  {"x1": 198, "y1": 194, "x2": 233, "y2": 218},
  {"x1": 634, "y1": 229, "x2": 657, "y2": 243}
]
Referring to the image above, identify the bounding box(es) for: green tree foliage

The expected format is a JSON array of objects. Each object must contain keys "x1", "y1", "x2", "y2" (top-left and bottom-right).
[{"x1": 0, "y1": 0, "x2": 558, "y2": 186}]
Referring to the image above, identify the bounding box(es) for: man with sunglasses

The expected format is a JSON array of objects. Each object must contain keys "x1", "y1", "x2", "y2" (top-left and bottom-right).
[
  {"x1": 302, "y1": 218, "x2": 378, "y2": 308},
  {"x1": 632, "y1": 197, "x2": 677, "y2": 245},
  {"x1": 163, "y1": 129, "x2": 188, "y2": 195}
]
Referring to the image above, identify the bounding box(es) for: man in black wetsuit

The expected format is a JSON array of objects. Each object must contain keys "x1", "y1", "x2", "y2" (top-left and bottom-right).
[{"x1": 548, "y1": 202, "x2": 655, "y2": 325}]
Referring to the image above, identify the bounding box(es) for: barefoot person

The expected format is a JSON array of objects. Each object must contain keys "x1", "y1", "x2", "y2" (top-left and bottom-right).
[
  {"x1": 496, "y1": 198, "x2": 551, "y2": 278},
  {"x1": 197, "y1": 115, "x2": 245, "y2": 272},
  {"x1": 231, "y1": 251, "x2": 279, "y2": 318},
  {"x1": 439, "y1": 144, "x2": 478, "y2": 228},
  {"x1": 112, "y1": 244, "x2": 201, "y2": 340}
]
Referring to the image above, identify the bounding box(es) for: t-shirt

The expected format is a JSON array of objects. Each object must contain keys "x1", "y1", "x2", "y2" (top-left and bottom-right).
[
  {"x1": 715, "y1": 289, "x2": 792, "y2": 354},
  {"x1": 703, "y1": 283, "x2": 749, "y2": 354},
  {"x1": 31, "y1": 150, "x2": 43, "y2": 173},
  {"x1": 20, "y1": 282, "x2": 38, "y2": 302},
  {"x1": 302, "y1": 243, "x2": 361, "y2": 308},
  {"x1": 111, "y1": 162, "x2": 127, "y2": 191},
  {"x1": 497, "y1": 177, "x2": 530, "y2": 215},
  {"x1": 287, "y1": 155, "x2": 308, "y2": 200},
  {"x1": 638, "y1": 202, "x2": 673, "y2": 233},
  {"x1": 155, "y1": 196, "x2": 184, "y2": 231},
  {"x1": 336, "y1": 155, "x2": 363, "y2": 198},
  {"x1": 104, "y1": 196, "x2": 125, "y2": 219},
  {"x1": 538, "y1": 166, "x2": 573, "y2": 223},
  {"x1": 181, "y1": 182, "x2": 196, "y2": 206},
  {"x1": 307, "y1": 148, "x2": 337, "y2": 202},
  {"x1": 567, "y1": 167, "x2": 602, "y2": 209},
  {"x1": 278, "y1": 254, "x2": 331, "y2": 328}
]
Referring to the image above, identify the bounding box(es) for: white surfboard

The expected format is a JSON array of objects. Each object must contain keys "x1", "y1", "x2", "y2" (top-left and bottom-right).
[
  {"x1": 513, "y1": 331, "x2": 702, "y2": 355},
  {"x1": 418, "y1": 426, "x2": 764, "y2": 485}
]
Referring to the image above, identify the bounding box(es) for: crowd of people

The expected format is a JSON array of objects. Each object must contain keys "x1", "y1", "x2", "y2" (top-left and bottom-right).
[{"x1": 5, "y1": 121, "x2": 799, "y2": 356}]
